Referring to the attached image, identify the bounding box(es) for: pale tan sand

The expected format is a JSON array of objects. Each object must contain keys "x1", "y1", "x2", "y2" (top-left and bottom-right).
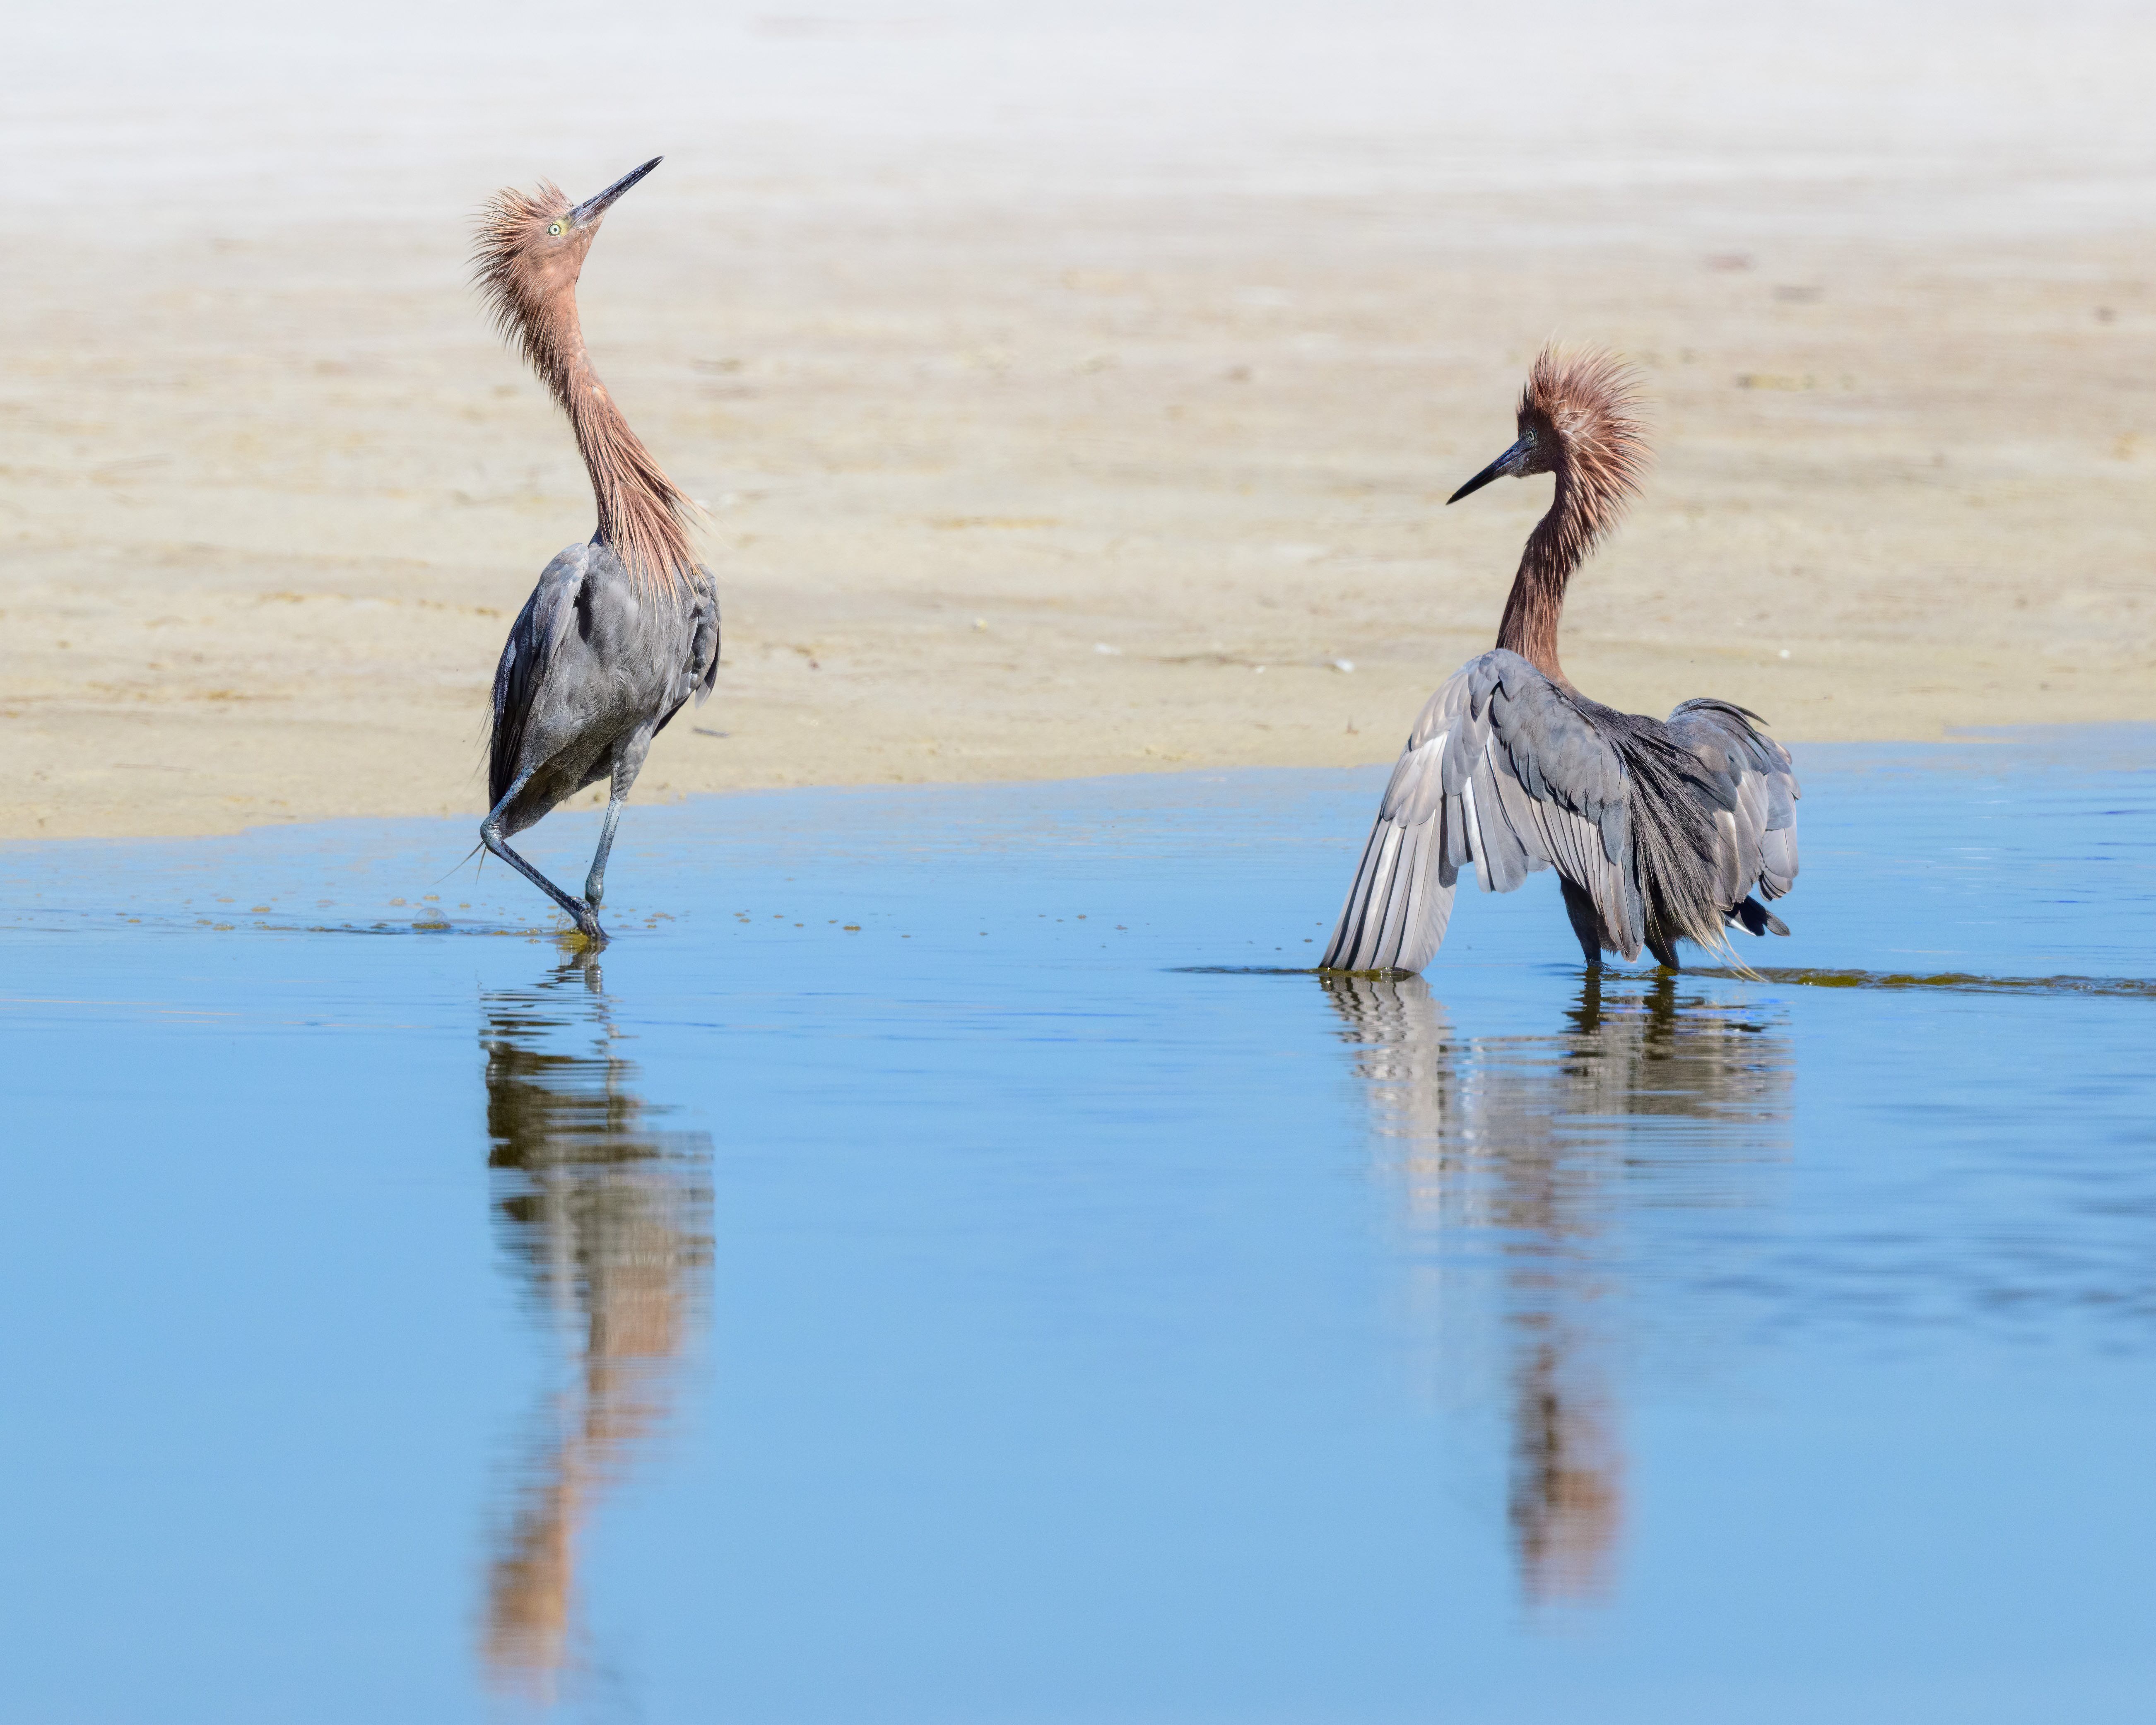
[{"x1": 5, "y1": 1, "x2": 2153, "y2": 839}]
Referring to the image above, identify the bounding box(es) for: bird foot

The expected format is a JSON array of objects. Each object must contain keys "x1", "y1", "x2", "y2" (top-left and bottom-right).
[{"x1": 564, "y1": 903, "x2": 609, "y2": 949}]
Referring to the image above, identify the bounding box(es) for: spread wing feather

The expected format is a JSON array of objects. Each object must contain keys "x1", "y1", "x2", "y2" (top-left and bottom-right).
[
  {"x1": 1321, "y1": 650, "x2": 1642, "y2": 973},
  {"x1": 1665, "y1": 698, "x2": 1802, "y2": 913}
]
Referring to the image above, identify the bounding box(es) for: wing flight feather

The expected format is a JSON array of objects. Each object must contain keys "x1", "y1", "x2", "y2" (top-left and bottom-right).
[
  {"x1": 1665, "y1": 698, "x2": 1802, "y2": 916},
  {"x1": 1321, "y1": 650, "x2": 1642, "y2": 972}
]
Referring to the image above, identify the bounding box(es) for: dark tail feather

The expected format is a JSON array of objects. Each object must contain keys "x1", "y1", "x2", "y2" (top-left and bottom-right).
[{"x1": 1730, "y1": 895, "x2": 1790, "y2": 938}]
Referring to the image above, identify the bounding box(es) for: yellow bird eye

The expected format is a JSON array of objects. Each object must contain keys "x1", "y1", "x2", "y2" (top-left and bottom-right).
[{"x1": 547, "y1": 222, "x2": 564, "y2": 236}]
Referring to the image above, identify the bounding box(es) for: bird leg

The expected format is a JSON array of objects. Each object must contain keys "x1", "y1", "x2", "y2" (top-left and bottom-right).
[
  {"x1": 584, "y1": 794, "x2": 625, "y2": 908},
  {"x1": 1559, "y1": 877, "x2": 1604, "y2": 972},
  {"x1": 481, "y1": 773, "x2": 606, "y2": 945},
  {"x1": 585, "y1": 732, "x2": 654, "y2": 910},
  {"x1": 1645, "y1": 935, "x2": 1682, "y2": 971}
]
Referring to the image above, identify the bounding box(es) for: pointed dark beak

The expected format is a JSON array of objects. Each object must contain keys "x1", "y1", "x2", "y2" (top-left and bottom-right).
[
  {"x1": 571, "y1": 157, "x2": 662, "y2": 226},
  {"x1": 1446, "y1": 434, "x2": 1534, "y2": 505}
]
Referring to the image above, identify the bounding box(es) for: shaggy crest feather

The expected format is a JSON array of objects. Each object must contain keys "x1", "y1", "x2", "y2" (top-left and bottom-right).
[{"x1": 472, "y1": 182, "x2": 700, "y2": 594}]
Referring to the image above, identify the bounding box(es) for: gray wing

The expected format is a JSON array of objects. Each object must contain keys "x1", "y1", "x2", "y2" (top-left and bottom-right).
[
  {"x1": 1322, "y1": 650, "x2": 1643, "y2": 973},
  {"x1": 652, "y1": 564, "x2": 721, "y2": 744},
  {"x1": 1664, "y1": 699, "x2": 1800, "y2": 918},
  {"x1": 685, "y1": 563, "x2": 720, "y2": 708},
  {"x1": 488, "y1": 543, "x2": 592, "y2": 810}
]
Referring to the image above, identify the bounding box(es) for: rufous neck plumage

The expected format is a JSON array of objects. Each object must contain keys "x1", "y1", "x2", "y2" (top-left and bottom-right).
[
  {"x1": 1496, "y1": 465, "x2": 1593, "y2": 688},
  {"x1": 532, "y1": 289, "x2": 695, "y2": 595},
  {"x1": 475, "y1": 176, "x2": 698, "y2": 595}
]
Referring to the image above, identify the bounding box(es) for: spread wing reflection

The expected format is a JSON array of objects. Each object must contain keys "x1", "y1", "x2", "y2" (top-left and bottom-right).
[
  {"x1": 479, "y1": 958, "x2": 713, "y2": 1699},
  {"x1": 1321, "y1": 971, "x2": 1790, "y2": 1605}
]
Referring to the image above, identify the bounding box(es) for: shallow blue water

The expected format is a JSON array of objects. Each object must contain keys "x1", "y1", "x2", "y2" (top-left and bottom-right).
[{"x1": 2, "y1": 729, "x2": 2152, "y2": 1723}]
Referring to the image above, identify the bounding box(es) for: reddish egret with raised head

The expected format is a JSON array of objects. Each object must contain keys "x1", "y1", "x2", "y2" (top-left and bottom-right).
[
  {"x1": 473, "y1": 157, "x2": 718, "y2": 946},
  {"x1": 1321, "y1": 345, "x2": 1799, "y2": 974}
]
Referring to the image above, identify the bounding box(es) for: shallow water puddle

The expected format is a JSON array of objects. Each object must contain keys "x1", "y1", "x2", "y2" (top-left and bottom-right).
[{"x1": 2, "y1": 730, "x2": 2153, "y2": 1723}]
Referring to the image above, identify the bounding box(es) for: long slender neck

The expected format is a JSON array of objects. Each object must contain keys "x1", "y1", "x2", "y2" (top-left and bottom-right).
[
  {"x1": 1495, "y1": 464, "x2": 1587, "y2": 688},
  {"x1": 531, "y1": 287, "x2": 694, "y2": 594}
]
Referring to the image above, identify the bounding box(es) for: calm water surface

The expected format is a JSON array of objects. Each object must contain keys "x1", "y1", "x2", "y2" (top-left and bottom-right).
[{"x1": 3, "y1": 730, "x2": 2153, "y2": 1723}]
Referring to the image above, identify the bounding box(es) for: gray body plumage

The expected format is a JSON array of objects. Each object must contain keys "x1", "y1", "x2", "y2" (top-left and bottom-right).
[
  {"x1": 479, "y1": 540, "x2": 719, "y2": 942},
  {"x1": 1321, "y1": 648, "x2": 1799, "y2": 973},
  {"x1": 488, "y1": 541, "x2": 720, "y2": 833}
]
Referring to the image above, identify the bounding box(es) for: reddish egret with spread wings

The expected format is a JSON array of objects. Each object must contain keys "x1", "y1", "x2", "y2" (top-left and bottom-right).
[
  {"x1": 473, "y1": 158, "x2": 718, "y2": 945},
  {"x1": 1321, "y1": 346, "x2": 1799, "y2": 974}
]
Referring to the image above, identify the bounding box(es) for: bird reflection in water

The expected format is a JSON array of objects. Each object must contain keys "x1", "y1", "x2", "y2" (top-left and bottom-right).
[
  {"x1": 479, "y1": 958, "x2": 712, "y2": 1699},
  {"x1": 1320, "y1": 971, "x2": 1790, "y2": 1605}
]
